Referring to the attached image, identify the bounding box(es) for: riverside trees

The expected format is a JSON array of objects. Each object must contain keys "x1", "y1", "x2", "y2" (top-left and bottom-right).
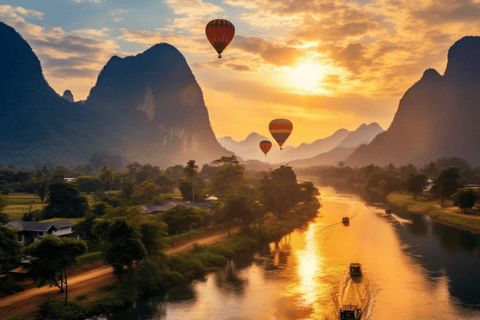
[{"x1": 27, "y1": 235, "x2": 87, "y2": 304}]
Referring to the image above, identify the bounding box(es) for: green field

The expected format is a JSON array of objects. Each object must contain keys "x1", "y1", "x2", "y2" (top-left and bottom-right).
[{"x1": 3, "y1": 194, "x2": 45, "y2": 221}]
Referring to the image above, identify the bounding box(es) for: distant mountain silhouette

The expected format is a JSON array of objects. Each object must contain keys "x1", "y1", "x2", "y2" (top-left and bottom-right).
[
  {"x1": 62, "y1": 90, "x2": 74, "y2": 102},
  {"x1": 336, "y1": 123, "x2": 383, "y2": 148},
  {"x1": 346, "y1": 36, "x2": 480, "y2": 167},
  {"x1": 218, "y1": 129, "x2": 350, "y2": 163},
  {"x1": 0, "y1": 22, "x2": 231, "y2": 167},
  {"x1": 288, "y1": 147, "x2": 356, "y2": 167}
]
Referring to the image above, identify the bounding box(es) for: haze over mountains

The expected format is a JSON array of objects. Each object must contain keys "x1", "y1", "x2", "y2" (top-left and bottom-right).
[
  {"x1": 219, "y1": 122, "x2": 383, "y2": 165},
  {"x1": 345, "y1": 36, "x2": 480, "y2": 167},
  {"x1": 0, "y1": 22, "x2": 231, "y2": 168}
]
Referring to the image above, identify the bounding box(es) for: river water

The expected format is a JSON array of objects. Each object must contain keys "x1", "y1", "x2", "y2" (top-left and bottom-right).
[{"x1": 110, "y1": 185, "x2": 480, "y2": 319}]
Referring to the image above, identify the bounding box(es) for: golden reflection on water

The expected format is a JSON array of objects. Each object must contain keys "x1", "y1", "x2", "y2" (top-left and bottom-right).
[{"x1": 144, "y1": 185, "x2": 480, "y2": 320}]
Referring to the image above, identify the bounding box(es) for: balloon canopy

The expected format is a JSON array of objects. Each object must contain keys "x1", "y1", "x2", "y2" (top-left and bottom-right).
[
  {"x1": 269, "y1": 119, "x2": 293, "y2": 150},
  {"x1": 259, "y1": 140, "x2": 272, "y2": 156},
  {"x1": 205, "y1": 19, "x2": 235, "y2": 58}
]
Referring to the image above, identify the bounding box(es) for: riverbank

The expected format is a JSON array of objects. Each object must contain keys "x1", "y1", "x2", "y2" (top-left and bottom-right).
[
  {"x1": 387, "y1": 193, "x2": 480, "y2": 233},
  {"x1": 4, "y1": 199, "x2": 320, "y2": 320}
]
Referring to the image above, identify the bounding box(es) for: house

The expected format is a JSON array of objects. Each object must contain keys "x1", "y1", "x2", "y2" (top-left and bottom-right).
[{"x1": 4, "y1": 220, "x2": 74, "y2": 244}]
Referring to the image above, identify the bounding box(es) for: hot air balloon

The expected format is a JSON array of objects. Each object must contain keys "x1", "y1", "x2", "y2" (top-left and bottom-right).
[
  {"x1": 269, "y1": 119, "x2": 293, "y2": 150},
  {"x1": 205, "y1": 19, "x2": 235, "y2": 58},
  {"x1": 259, "y1": 140, "x2": 272, "y2": 156}
]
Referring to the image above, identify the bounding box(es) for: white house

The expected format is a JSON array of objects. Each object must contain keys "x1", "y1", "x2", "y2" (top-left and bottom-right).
[{"x1": 4, "y1": 220, "x2": 74, "y2": 244}]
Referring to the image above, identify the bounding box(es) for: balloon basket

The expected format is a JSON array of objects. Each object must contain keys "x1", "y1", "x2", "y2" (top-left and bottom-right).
[{"x1": 218, "y1": 54, "x2": 222, "y2": 58}]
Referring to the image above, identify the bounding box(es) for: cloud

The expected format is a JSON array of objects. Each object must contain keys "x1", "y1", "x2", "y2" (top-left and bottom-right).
[
  {"x1": 164, "y1": 0, "x2": 223, "y2": 33},
  {"x1": 72, "y1": 0, "x2": 102, "y2": 4}
]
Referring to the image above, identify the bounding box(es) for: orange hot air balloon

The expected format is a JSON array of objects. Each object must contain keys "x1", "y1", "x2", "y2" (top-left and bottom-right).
[
  {"x1": 269, "y1": 119, "x2": 293, "y2": 150},
  {"x1": 259, "y1": 140, "x2": 272, "y2": 156},
  {"x1": 205, "y1": 19, "x2": 235, "y2": 58}
]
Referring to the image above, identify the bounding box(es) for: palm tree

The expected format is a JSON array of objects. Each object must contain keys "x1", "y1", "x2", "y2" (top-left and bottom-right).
[
  {"x1": 184, "y1": 160, "x2": 198, "y2": 203},
  {"x1": 101, "y1": 166, "x2": 115, "y2": 191}
]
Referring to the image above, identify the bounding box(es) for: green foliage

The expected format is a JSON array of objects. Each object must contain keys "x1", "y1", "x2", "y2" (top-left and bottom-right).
[
  {"x1": 433, "y1": 167, "x2": 463, "y2": 199},
  {"x1": 167, "y1": 253, "x2": 206, "y2": 279},
  {"x1": 260, "y1": 165, "x2": 303, "y2": 216},
  {"x1": 75, "y1": 213, "x2": 98, "y2": 240},
  {"x1": 407, "y1": 174, "x2": 428, "y2": 196},
  {"x1": 0, "y1": 226, "x2": 22, "y2": 273},
  {"x1": 90, "y1": 201, "x2": 111, "y2": 216},
  {"x1": 100, "y1": 218, "x2": 147, "y2": 278},
  {"x1": 43, "y1": 181, "x2": 88, "y2": 219},
  {"x1": 162, "y1": 206, "x2": 203, "y2": 235},
  {"x1": 130, "y1": 181, "x2": 161, "y2": 205},
  {"x1": 178, "y1": 179, "x2": 205, "y2": 202},
  {"x1": 74, "y1": 294, "x2": 87, "y2": 301},
  {"x1": 76, "y1": 176, "x2": 104, "y2": 193},
  {"x1": 27, "y1": 235, "x2": 87, "y2": 304},
  {"x1": 0, "y1": 276, "x2": 24, "y2": 298},
  {"x1": 210, "y1": 156, "x2": 245, "y2": 200},
  {"x1": 0, "y1": 212, "x2": 10, "y2": 223},
  {"x1": 0, "y1": 194, "x2": 8, "y2": 212},
  {"x1": 140, "y1": 219, "x2": 168, "y2": 256},
  {"x1": 37, "y1": 299, "x2": 87, "y2": 320},
  {"x1": 153, "y1": 174, "x2": 175, "y2": 193},
  {"x1": 453, "y1": 188, "x2": 479, "y2": 210},
  {"x1": 21, "y1": 209, "x2": 42, "y2": 222}
]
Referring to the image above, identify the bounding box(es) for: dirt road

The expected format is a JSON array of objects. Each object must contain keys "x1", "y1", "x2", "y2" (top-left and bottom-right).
[{"x1": 0, "y1": 228, "x2": 239, "y2": 320}]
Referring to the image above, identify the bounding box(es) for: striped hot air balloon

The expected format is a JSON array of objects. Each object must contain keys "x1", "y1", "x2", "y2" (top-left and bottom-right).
[
  {"x1": 205, "y1": 19, "x2": 235, "y2": 58},
  {"x1": 269, "y1": 119, "x2": 293, "y2": 150},
  {"x1": 259, "y1": 140, "x2": 272, "y2": 156}
]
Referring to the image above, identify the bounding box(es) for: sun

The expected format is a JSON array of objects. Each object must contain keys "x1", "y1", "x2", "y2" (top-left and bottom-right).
[{"x1": 288, "y1": 62, "x2": 326, "y2": 93}]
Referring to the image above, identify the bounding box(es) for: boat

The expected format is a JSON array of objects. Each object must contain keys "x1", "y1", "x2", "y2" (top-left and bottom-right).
[
  {"x1": 342, "y1": 217, "x2": 349, "y2": 225},
  {"x1": 349, "y1": 262, "x2": 362, "y2": 277},
  {"x1": 340, "y1": 304, "x2": 362, "y2": 320}
]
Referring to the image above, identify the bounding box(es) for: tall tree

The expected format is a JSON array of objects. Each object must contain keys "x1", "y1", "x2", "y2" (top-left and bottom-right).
[
  {"x1": 97, "y1": 218, "x2": 147, "y2": 278},
  {"x1": 0, "y1": 226, "x2": 22, "y2": 273},
  {"x1": 101, "y1": 166, "x2": 115, "y2": 191},
  {"x1": 210, "y1": 156, "x2": 245, "y2": 200},
  {"x1": 407, "y1": 174, "x2": 428, "y2": 199},
  {"x1": 432, "y1": 167, "x2": 463, "y2": 205},
  {"x1": 184, "y1": 160, "x2": 198, "y2": 202},
  {"x1": 27, "y1": 235, "x2": 87, "y2": 304},
  {"x1": 42, "y1": 181, "x2": 89, "y2": 219}
]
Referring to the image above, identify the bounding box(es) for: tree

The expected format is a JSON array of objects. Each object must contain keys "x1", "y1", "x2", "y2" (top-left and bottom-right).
[
  {"x1": 154, "y1": 174, "x2": 175, "y2": 193},
  {"x1": 0, "y1": 226, "x2": 22, "y2": 273},
  {"x1": 260, "y1": 166, "x2": 302, "y2": 216},
  {"x1": 432, "y1": 167, "x2": 463, "y2": 205},
  {"x1": 453, "y1": 188, "x2": 479, "y2": 211},
  {"x1": 130, "y1": 181, "x2": 161, "y2": 205},
  {"x1": 100, "y1": 166, "x2": 115, "y2": 191},
  {"x1": 126, "y1": 162, "x2": 141, "y2": 184},
  {"x1": 75, "y1": 213, "x2": 98, "y2": 240},
  {"x1": 76, "y1": 176, "x2": 103, "y2": 193},
  {"x1": 42, "y1": 181, "x2": 89, "y2": 219},
  {"x1": 184, "y1": 160, "x2": 198, "y2": 202},
  {"x1": 162, "y1": 206, "x2": 203, "y2": 244},
  {"x1": 98, "y1": 218, "x2": 147, "y2": 278},
  {"x1": 210, "y1": 156, "x2": 245, "y2": 200},
  {"x1": 179, "y1": 179, "x2": 204, "y2": 202},
  {"x1": 27, "y1": 235, "x2": 87, "y2": 304},
  {"x1": 0, "y1": 195, "x2": 7, "y2": 212},
  {"x1": 406, "y1": 174, "x2": 428, "y2": 199},
  {"x1": 139, "y1": 219, "x2": 168, "y2": 256},
  {"x1": 220, "y1": 195, "x2": 257, "y2": 235}
]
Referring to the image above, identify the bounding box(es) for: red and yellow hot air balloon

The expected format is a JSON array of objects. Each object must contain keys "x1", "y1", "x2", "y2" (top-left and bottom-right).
[
  {"x1": 205, "y1": 19, "x2": 235, "y2": 58},
  {"x1": 259, "y1": 140, "x2": 272, "y2": 156},
  {"x1": 269, "y1": 119, "x2": 293, "y2": 150}
]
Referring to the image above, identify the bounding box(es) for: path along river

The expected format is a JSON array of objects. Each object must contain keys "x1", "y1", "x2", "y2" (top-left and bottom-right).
[{"x1": 108, "y1": 184, "x2": 480, "y2": 320}]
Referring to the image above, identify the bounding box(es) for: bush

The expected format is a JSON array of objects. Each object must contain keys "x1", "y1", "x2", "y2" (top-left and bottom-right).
[
  {"x1": 168, "y1": 254, "x2": 206, "y2": 280},
  {"x1": 74, "y1": 294, "x2": 87, "y2": 301},
  {"x1": 37, "y1": 300, "x2": 87, "y2": 320},
  {"x1": 0, "y1": 277, "x2": 24, "y2": 298}
]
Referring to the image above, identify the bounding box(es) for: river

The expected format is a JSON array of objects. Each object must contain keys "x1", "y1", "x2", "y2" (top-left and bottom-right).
[{"x1": 109, "y1": 185, "x2": 480, "y2": 319}]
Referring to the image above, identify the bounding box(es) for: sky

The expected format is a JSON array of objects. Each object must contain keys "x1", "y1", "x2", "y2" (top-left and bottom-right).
[{"x1": 1, "y1": 0, "x2": 479, "y2": 146}]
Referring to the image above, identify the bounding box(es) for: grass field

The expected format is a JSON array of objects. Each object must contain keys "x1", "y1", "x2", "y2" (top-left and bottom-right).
[
  {"x1": 3, "y1": 194, "x2": 45, "y2": 221},
  {"x1": 388, "y1": 192, "x2": 480, "y2": 232}
]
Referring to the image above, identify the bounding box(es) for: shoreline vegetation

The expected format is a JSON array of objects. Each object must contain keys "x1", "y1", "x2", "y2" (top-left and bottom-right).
[
  {"x1": 7, "y1": 199, "x2": 320, "y2": 320},
  {"x1": 387, "y1": 193, "x2": 480, "y2": 233}
]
